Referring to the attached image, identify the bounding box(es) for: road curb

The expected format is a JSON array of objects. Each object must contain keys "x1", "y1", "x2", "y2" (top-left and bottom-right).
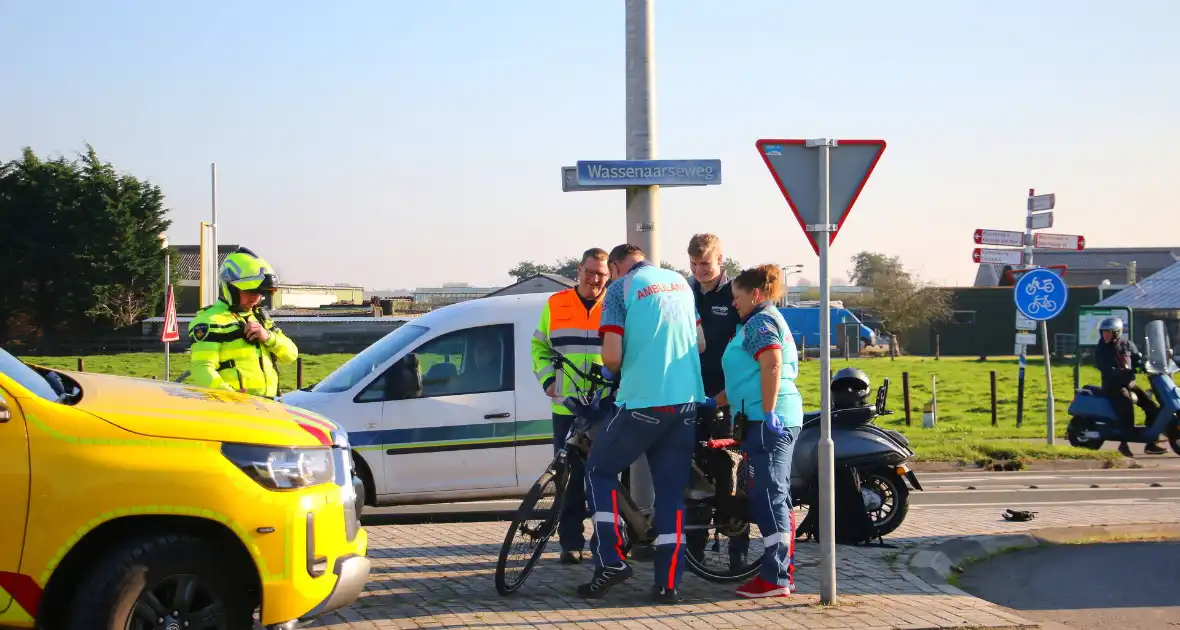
[
  {"x1": 908, "y1": 522, "x2": 1180, "y2": 586},
  {"x1": 910, "y1": 456, "x2": 1180, "y2": 473}
]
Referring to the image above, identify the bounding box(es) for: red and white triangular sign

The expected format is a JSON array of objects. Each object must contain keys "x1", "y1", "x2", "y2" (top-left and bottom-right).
[
  {"x1": 756, "y1": 139, "x2": 886, "y2": 255},
  {"x1": 161, "y1": 284, "x2": 180, "y2": 343}
]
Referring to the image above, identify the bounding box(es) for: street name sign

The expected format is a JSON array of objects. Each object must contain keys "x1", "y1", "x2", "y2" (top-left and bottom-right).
[
  {"x1": 756, "y1": 139, "x2": 886, "y2": 254},
  {"x1": 573, "y1": 159, "x2": 722, "y2": 188},
  {"x1": 974, "y1": 229, "x2": 1025, "y2": 247},
  {"x1": 1028, "y1": 193, "x2": 1056, "y2": 212},
  {"x1": 973, "y1": 248, "x2": 1024, "y2": 265},
  {"x1": 1033, "y1": 233, "x2": 1085, "y2": 250},
  {"x1": 1014, "y1": 267, "x2": 1068, "y2": 321}
]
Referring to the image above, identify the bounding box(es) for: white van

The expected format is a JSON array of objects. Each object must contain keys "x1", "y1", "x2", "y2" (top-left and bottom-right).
[{"x1": 280, "y1": 292, "x2": 568, "y2": 508}]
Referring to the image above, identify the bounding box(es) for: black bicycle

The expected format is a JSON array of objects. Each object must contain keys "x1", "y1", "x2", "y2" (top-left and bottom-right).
[{"x1": 493, "y1": 353, "x2": 765, "y2": 596}]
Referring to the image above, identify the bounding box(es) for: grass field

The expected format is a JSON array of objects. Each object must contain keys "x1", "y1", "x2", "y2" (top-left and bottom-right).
[{"x1": 23, "y1": 351, "x2": 1166, "y2": 465}]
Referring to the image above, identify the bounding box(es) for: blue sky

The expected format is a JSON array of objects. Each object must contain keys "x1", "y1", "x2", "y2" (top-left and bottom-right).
[{"x1": 3, "y1": 0, "x2": 1178, "y2": 290}]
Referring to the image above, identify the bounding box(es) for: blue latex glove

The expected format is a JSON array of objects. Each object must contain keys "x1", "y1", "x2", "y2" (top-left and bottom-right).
[
  {"x1": 700, "y1": 397, "x2": 718, "y2": 409},
  {"x1": 765, "y1": 410, "x2": 785, "y2": 434},
  {"x1": 599, "y1": 365, "x2": 615, "y2": 381}
]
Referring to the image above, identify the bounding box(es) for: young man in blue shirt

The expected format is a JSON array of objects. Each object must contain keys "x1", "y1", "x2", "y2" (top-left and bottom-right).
[{"x1": 579, "y1": 244, "x2": 707, "y2": 602}]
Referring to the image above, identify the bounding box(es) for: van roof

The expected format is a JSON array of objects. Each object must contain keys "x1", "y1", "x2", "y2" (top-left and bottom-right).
[{"x1": 408, "y1": 291, "x2": 556, "y2": 329}]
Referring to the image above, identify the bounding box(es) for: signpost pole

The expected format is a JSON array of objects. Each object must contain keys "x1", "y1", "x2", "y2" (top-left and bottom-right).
[
  {"x1": 163, "y1": 237, "x2": 171, "y2": 381},
  {"x1": 624, "y1": 0, "x2": 657, "y2": 521},
  {"x1": 811, "y1": 138, "x2": 837, "y2": 605},
  {"x1": 755, "y1": 136, "x2": 885, "y2": 607},
  {"x1": 1016, "y1": 189, "x2": 1035, "y2": 427},
  {"x1": 1042, "y1": 318, "x2": 1055, "y2": 444}
]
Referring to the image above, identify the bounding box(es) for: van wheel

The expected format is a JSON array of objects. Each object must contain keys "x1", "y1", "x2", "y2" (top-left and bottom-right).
[{"x1": 65, "y1": 533, "x2": 256, "y2": 630}]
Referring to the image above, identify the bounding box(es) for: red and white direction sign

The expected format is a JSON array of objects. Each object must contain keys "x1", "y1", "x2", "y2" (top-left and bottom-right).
[
  {"x1": 972, "y1": 248, "x2": 1024, "y2": 265},
  {"x1": 1033, "y1": 233, "x2": 1085, "y2": 250},
  {"x1": 756, "y1": 139, "x2": 886, "y2": 255},
  {"x1": 973, "y1": 229, "x2": 1025, "y2": 247},
  {"x1": 161, "y1": 285, "x2": 180, "y2": 343}
]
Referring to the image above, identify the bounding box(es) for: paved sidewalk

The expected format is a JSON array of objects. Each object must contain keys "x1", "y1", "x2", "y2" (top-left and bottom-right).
[{"x1": 308, "y1": 500, "x2": 1180, "y2": 629}]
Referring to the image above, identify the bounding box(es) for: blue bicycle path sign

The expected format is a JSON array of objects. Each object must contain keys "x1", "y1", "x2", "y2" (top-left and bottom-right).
[{"x1": 1014, "y1": 267, "x2": 1069, "y2": 321}]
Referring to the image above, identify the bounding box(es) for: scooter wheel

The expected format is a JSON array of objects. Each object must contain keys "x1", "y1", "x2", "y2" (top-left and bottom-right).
[
  {"x1": 1165, "y1": 422, "x2": 1180, "y2": 457},
  {"x1": 1066, "y1": 418, "x2": 1104, "y2": 450}
]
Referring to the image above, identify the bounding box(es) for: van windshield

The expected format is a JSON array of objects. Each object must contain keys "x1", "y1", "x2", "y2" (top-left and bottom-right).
[{"x1": 313, "y1": 323, "x2": 430, "y2": 393}]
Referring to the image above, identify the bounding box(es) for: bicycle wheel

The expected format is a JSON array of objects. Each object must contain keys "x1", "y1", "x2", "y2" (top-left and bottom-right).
[
  {"x1": 683, "y1": 453, "x2": 763, "y2": 583},
  {"x1": 494, "y1": 464, "x2": 569, "y2": 596}
]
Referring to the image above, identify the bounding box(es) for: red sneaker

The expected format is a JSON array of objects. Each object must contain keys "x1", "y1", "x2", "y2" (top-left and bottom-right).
[{"x1": 736, "y1": 575, "x2": 791, "y2": 598}]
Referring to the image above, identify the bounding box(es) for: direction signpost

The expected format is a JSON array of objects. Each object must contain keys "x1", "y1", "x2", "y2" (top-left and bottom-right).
[
  {"x1": 972, "y1": 189, "x2": 1082, "y2": 435},
  {"x1": 1014, "y1": 265, "x2": 1069, "y2": 443},
  {"x1": 756, "y1": 137, "x2": 886, "y2": 605}
]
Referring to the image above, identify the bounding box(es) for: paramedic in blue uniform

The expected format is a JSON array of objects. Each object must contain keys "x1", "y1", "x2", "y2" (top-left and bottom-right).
[
  {"x1": 578, "y1": 243, "x2": 707, "y2": 603},
  {"x1": 706, "y1": 264, "x2": 802, "y2": 598}
]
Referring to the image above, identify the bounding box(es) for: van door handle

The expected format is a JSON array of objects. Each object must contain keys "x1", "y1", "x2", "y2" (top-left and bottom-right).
[{"x1": 485, "y1": 412, "x2": 511, "y2": 419}]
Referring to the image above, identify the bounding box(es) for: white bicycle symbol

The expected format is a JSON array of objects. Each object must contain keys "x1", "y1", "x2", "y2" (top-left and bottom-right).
[
  {"x1": 1024, "y1": 278, "x2": 1056, "y2": 295},
  {"x1": 1027, "y1": 295, "x2": 1057, "y2": 314}
]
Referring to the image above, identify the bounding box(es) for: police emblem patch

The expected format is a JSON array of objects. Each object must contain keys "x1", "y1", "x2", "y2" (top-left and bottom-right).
[{"x1": 191, "y1": 323, "x2": 209, "y2": 341}]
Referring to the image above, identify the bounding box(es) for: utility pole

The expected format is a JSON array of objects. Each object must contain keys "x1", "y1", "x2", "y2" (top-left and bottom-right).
[{"x1": 624, "y1": 0, "x2": 658, "y2": 521}]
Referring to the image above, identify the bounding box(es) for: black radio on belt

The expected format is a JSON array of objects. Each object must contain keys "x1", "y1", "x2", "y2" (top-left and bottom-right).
[{"x1": 732, "y1": 404, "x2": 749, "y2": 442}]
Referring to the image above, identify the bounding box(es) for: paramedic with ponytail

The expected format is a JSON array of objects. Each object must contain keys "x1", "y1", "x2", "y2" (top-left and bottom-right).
[{"x1": 706, "y1": 264, "x2": 802, "y2": 598}]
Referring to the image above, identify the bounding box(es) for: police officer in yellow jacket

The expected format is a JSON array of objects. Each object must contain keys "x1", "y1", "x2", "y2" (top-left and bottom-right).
[
  {"x1": 531, "y1": 247, "x2": 610, "y2": 564},
  {"x1": 187, "y1": 247, "x2": 298, "y2": 398}
]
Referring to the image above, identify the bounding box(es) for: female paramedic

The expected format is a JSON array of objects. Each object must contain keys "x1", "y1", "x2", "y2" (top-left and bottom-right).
[{"x1": 705, "y1": 263, "x2": 802, "y2": 598}]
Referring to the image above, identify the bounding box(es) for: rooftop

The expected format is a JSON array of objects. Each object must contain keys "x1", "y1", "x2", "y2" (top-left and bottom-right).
[{"x1": 1095, "y1": 260, "x2": 1180, "y2": 310}]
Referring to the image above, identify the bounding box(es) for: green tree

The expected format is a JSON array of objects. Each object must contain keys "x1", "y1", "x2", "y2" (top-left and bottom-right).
[
  {"x1": 847, "y1": 251, "x2": 951, "y2": 351},
  {"x1": 0, "y1": 145, "x2": 172, "y2": 342},
  {"x1": 507, "y1": 256, "x2": 580, "y2": 282},
  {"x1": 848, "y1": 252, "x2": 905, "y2": 287}
]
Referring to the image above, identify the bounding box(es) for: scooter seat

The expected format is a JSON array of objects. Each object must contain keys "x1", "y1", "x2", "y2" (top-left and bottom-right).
[{"x1": 800, "y1": 406, "x2": 876, "y2": 428}]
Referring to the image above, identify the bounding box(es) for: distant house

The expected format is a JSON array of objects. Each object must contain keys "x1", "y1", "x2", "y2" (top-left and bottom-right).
[
  {"x1": 412, "y1": 284, "x2": 502, "y2": 308},
  {"x1": 973, "y1": 246, "x2": 1180, "y2": 288},
  {"x1": 484, "y1": 273, "x2": 576, "y2": 298}
]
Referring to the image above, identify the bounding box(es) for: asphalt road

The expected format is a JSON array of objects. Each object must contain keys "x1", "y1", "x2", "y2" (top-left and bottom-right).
[
  {"x1": 361, "y1": 464, "x2": 1180, "y2": 525},
  {"x1": 957, "y1": 541, "x2": 1180, "y2": 630}
]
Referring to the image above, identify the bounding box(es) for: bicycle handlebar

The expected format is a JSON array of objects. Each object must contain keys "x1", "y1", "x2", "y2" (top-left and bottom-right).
[{"x1": 548, "y1": 352, "x2": 613, "y2": 391}]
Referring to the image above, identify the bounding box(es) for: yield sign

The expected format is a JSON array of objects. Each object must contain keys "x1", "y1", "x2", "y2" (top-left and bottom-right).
[
  {"x1": 161, "y1": 284, "x2": 180, "y2": 343},
  {"x1": 756, "y1": 139, "x2": 886, "y2": 255}
]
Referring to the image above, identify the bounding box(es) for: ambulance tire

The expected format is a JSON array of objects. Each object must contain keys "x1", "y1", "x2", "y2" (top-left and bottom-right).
[{"x1": 65, "y1": 532, "x2": 257, "y2": 630}]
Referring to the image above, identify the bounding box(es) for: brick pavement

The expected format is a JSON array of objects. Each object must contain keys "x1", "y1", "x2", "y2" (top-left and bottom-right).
[{"x1": 306, "y1": 499, "x2": 1180, "y2": 629}]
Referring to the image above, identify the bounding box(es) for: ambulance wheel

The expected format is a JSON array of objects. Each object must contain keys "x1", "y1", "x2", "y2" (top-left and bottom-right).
[{"x1": 65, "y1": 532, "x2": 257, "y2": 630}]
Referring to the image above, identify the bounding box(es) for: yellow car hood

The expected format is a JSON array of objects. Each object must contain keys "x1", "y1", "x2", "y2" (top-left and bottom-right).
[{"x1": 67, "y1": 371, "x2": 340, "y2": 448}]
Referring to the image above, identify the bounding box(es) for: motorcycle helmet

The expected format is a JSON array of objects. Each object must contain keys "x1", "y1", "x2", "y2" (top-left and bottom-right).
[
  {"x1": 1098, "y1": 316, "x2": 1123, "y2": 340},
  {"x1": 830, "y1": 367, "x2": 871, "y2": 409},
  {"x1": 219, "y1": 246, "x2": 279, "y2": 308}
]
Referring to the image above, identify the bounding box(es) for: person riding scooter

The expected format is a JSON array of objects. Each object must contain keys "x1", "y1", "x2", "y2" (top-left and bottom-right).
[{"x1": 1094, "y1": 317, "x2": 1166, "y2": 456}]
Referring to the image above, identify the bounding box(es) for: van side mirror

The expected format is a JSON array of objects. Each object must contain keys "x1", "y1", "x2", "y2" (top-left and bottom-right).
[
  {"x1": 389, "y1": 353, "x2": 424, "y2": 400},
  {"x1": 0, "y1": 395, "x2": 11, "y2": 422}
]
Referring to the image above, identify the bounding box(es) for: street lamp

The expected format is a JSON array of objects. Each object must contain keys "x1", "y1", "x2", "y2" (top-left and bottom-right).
[
  {"x1": 1099, "y1": 278, "x2": 1111, "y2": 301},
  {"x1": 780, "y1": 264, "x2": 804, "y2": 306}
]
